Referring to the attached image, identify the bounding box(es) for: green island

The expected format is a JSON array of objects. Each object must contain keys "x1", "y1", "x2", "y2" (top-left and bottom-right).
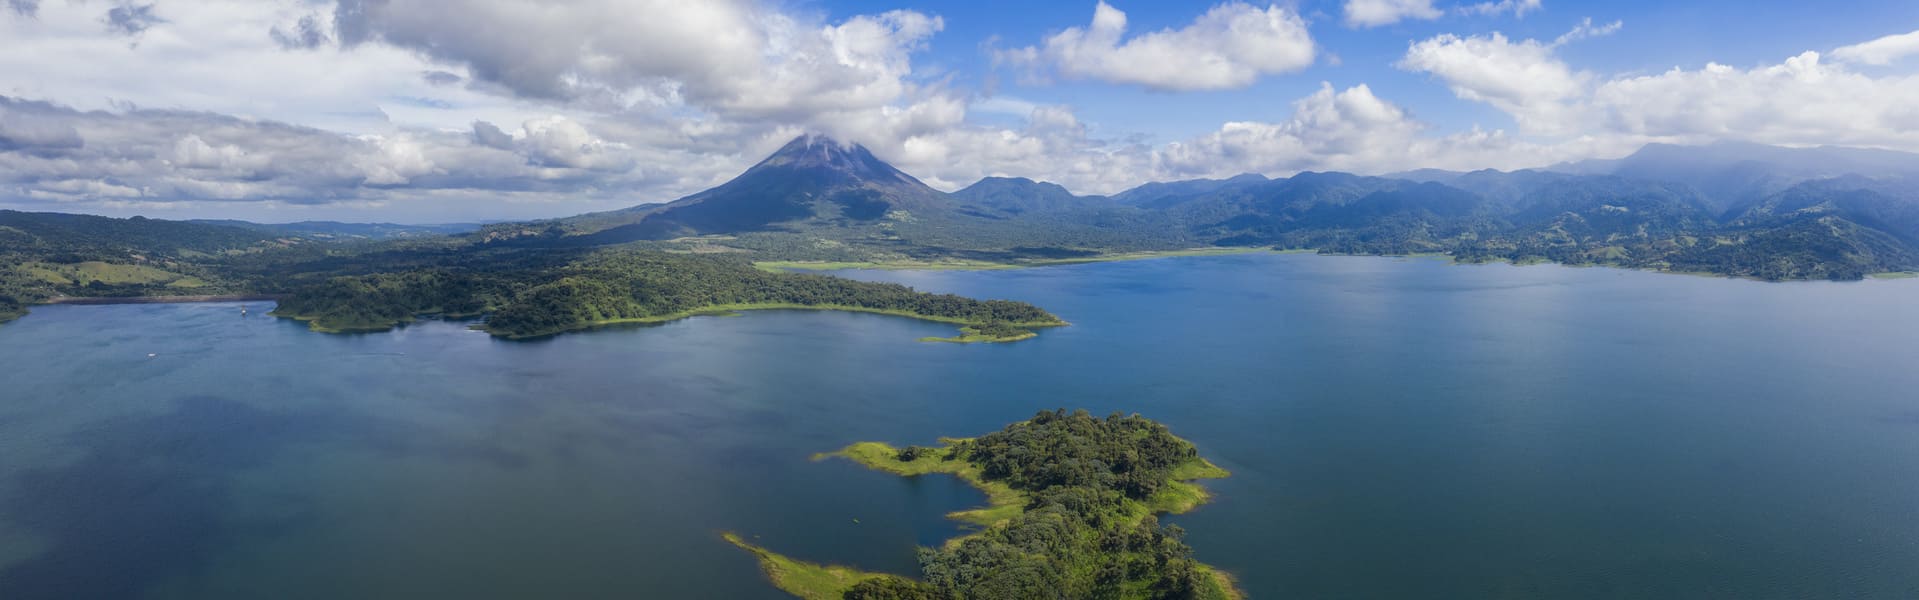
[
  {"x1": 725, "y1": 410, "x2": 1239, "y2": 600},
  {"x1": 267, "y1": 250, "x2": 1063, "y2": 341}
]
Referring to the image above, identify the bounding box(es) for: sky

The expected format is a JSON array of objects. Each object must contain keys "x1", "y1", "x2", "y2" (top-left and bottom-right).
[{"x1": 1, "y1": 0, "x2": 1917, "y2": 223}]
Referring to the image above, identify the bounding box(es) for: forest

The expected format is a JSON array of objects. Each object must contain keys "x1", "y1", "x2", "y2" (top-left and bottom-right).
[
  {"x1": 736, "y1": 410, "x2": 1240, "y2": 600},
  {"x1": 271, "y1": 250, "x2": 1062, "y2": 339}
]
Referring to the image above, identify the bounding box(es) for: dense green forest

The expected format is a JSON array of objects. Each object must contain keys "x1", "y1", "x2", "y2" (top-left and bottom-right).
[
  {"x1": 732, "y1": 410, "x2": 1239, "y2": 600},
  {"x1": 272, "y1": 250, "x2": 1062, "y2": 339}
]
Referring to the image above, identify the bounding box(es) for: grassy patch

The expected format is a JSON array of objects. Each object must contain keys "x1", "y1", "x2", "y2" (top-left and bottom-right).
[
  {"x1": 1870, "y1": 271, "x2": 1918, "y2": 279},
  {"x1": 21, "y1": 261, "x2": 193, "y2": 287},
  {"x1": 917, "y1": 324, "x2": 1039, "y2": 344},
  {"x1": 721, "y1": 533, "x2": 904, "y2": 600},
  {"x1": 918, "y1": 330, "x2": 1037, "y2": 343},
  {"x1": 815, "y1": 441, "x2": 1027, "y2": 529}
]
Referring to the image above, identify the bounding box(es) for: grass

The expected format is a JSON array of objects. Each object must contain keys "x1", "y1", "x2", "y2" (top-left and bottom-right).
[
  {"x1": 917, "y1": 326, "x2": 1038, "y2": 344},
  {"x1": 721, "y1": 533, "x2": 906, "y2": 600},
  {"x1": 19, "y1": 261, "x2": 205, "y2": 288},
  {"x1": 1870, "y1": 271, "x2": 1918, "y2": 279},
  {"x1": 1145, "y1": 458, "x2": 1233, "y2": 514},
  {"x1": 814, "y1": 441, "x2": 1027, "y2": 529}
]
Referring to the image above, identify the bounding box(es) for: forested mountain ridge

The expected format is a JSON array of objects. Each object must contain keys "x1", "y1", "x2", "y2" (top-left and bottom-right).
[
  {"x1": 5, "y1": 137, "x2": 1917, "y2": 330},
  {"x1": 467, "y1": 135, "x2": 1919, "y2": 281},
  {"x1": 0, "y1": 211, "x2": 308, "y2": 317}
]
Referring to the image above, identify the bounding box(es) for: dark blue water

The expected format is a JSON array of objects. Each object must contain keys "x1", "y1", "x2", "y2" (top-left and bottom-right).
[{"x1": 2, "y1": 253, "x2": 1917, "y2": 599}]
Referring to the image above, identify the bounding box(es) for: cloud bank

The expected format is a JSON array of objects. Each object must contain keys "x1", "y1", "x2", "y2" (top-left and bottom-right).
[{"x1": 0, "y1": 2, "x2": 1916, "y2": 221}]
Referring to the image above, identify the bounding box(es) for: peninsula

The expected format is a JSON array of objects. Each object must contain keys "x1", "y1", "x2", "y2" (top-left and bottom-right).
[
  {"x1": 267, "y1": 250, "x2": 1063, "y2": 341},
  {"x1": 726, "y1": 410, "x2": 1239, "y2": 599}
]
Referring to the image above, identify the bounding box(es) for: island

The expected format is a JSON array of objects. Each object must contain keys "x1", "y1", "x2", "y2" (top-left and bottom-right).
[
  {"x1": 268, "y1": 250, "x2": 1064, "y2": 341},
  {"x1": 725, "y1": 409, "x2": 1240, "y2": 600}
]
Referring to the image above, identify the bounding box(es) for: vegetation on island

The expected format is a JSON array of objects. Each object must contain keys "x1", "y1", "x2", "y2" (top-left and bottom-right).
[
  {"x1": 918, "y1": 321, "x2": 1040, "y2": 343},
  {"x1": 270, "y1": 250, "x2": 1062, "y2": 340},
  {"x1": 729, "y1": 409, "x2": 1239, "y2": 600}
]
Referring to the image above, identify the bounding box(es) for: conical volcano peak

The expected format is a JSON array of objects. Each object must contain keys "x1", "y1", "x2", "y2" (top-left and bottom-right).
[{"x1": 755, "y1": 134, "x2": 913, "y2": 184}]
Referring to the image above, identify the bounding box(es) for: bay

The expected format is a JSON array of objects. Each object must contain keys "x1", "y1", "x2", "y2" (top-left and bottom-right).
[{"x1": 2, "y1": 253, "x2": 1917, "y2": 598}]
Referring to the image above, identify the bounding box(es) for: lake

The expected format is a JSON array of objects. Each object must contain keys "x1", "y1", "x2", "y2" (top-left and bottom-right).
[{"x1": 2, "y1": 253, "x2": 1917, "y2": 599}]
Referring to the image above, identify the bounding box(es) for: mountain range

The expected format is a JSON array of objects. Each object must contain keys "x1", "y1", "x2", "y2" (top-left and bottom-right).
[
  {"x1": 4, "y1": 134, "x2": 1918, "y2": 322},
  {"x1": 464, "y1": 135, "x2": 1919, "y2": 280}
]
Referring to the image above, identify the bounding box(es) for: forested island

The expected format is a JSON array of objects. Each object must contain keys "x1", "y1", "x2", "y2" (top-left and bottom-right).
[
  {"x1": 270, "y1": 250, "x2": 1062, "y2": 340},
  {"x1": 726, "y1": 410, "x2": 1239, "y2": 600}
]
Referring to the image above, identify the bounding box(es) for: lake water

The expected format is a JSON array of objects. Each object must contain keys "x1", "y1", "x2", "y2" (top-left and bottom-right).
[{"x1": 2, "y1": 253, "x2": 1917, "y2": 599}]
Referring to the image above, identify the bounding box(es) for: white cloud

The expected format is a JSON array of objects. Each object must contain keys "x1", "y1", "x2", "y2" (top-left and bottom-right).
[
  {"x1": 1592, "y1": 52, "x2": 1919, "y2": 148},
  {"x1": 999, "y1": 1, "x2": 1315, "y2": 92},
  {"x1": 1399, "y1": 32, "x2": 1588, "y2": 134},
  {"x1": 1344, "y1": 0, "x2": 1442, "y2": 28},
  {"x1": 4, "y1": 0, "x2": 1917, "y2": 223},
  {"x1": 1554, "y1": 17, "x2": 1621, "y2": 46},
  {"x1": 1832, "y1": 28, "x2": 1919, "y2": 66},
  {"x1": 330, "y1": 1, "x2": 944, "y2": 125},
  {"x1": 1400, "y1": 25, "x2": 1919, "y2": 152},
  {"x1": 1460, "y1": 0, "x2": 1541, "y2": 18}
]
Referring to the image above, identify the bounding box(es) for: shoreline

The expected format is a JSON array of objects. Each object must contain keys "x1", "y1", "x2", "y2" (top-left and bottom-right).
[
  {"x1": 273, "y1": 302, "x2": 1066, "y2": 341},
  {"x1": 754, "y1": 246, "x2": 1278, "y2": 273},
  {"x1": 44, "y1": 294, "x2": 284, "y2": 305},
  {"x1": 764, "y1": 247, "x2": 1919, "y2": 284},
  {"x1": 728, "y1": 435, "x2": 1239, "y2": 599},
  {"x1": 492, "y1": 303, "x2": 1067, "y2": 340}
]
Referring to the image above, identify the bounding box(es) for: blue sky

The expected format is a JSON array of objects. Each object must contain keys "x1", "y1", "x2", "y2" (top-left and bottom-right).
[
  {"x1": 819, "y1": 0, "x2": 1919, "y2": 141},
  {"x1": 1, "y1": 0, "x2": 1917, "y2": 222}
]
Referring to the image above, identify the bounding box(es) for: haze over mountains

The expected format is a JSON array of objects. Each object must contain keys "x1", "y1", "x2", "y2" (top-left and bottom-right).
[
  {"x1": 458, "y1": 134, "x2": 1919, "y2": 280},
  {"x1": 4, "y1": 133, "x2": 1918, "y2": 318}
]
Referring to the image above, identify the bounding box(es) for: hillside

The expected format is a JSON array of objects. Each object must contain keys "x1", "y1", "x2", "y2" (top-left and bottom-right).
[
  {"x1": 473, "y1": 135, "x2": 1194, "y2": 260},
  {"x1": 7, "y1": 139, "x2": 1919, "y2": 329}
]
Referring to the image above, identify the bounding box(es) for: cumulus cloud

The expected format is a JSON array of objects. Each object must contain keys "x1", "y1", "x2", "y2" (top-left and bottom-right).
[
  {"x1": 1591, "y1": 52, "x2": 1919, "y2": 148},
  {"x1": 880, "y1": 83, "x2": 1589, "y2": 196},
  {"x1": 1459, "y1": 0, "x2": 1541, "y2": 18},
  {"x1": 328, "y1": 0, "x2": 944, "y2": 125},
  {"x1": 1400, "y1": 24, "x2": 1919, "y2": 151},
  {"x1": 1151, "y1": 83, "x2": 1580, "y2": 180},
  {"x1": 1399, "y1": 31, "x2": 1588, "y2": 133},
  {"x1": 998, "y1": 1, "x2": 1315, "y2": 91},
  {"x1": 0, "y1": 96, "x2": 647, "y2": 210},
  {"x1": 1344, "y1": 0, "x2": 1442, "y2": 28},
  {"x1": 1832, "y1": 28, "x2": 1919, "y2": 66},
  {"x1": 5, "y1": 0, "x2": 1917, "y2": 223}
]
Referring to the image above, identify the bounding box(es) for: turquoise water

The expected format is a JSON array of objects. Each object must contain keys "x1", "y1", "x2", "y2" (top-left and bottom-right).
[{"x1": 2, "y1": 253, "x2": 1918, "y2": 598}]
